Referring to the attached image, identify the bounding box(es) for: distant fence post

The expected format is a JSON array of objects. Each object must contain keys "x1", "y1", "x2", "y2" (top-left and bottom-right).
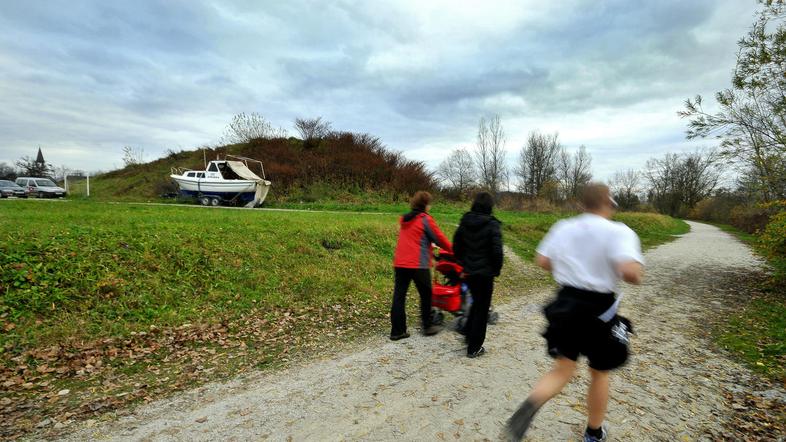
[{"x1": 87, "y1": 173, "x2": 90, "y2": 197}]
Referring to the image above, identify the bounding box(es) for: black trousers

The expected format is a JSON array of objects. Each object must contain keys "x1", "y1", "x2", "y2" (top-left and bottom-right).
[
  {"x1": 465, "y1": 275, "x2": 494, "y2": 353},
  {"x1": 390, "y1": 267, "x2": 432, "y2": 336}
]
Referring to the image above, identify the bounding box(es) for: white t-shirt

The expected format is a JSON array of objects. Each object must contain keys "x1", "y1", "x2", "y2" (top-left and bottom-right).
[{"x1": 536, "y1": 213, "x2": 644, "y2": 294}]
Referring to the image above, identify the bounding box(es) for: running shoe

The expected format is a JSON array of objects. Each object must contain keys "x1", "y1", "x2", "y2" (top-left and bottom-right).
[
  {"x1": 583, "y1": 425, "x2": 608, "y2": 442},
  {"x1": 504, "y1": 399, "x2": 538, "y2": 441}
]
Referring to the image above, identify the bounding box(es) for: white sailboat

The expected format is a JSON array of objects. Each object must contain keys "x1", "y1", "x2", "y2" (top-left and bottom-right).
[{"x1": 170, "y1": 155, "x2": 271, "y2": 207}]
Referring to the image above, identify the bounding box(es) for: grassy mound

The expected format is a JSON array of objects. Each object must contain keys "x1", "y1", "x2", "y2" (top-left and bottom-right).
[{"x1": 70, "y1": 134, "x2": 432, "y2": 202}]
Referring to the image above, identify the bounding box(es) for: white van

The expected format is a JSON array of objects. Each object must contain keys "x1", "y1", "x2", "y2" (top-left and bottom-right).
[{"x1": 15, "y1": 177, "x2": 66, "y2": 198}]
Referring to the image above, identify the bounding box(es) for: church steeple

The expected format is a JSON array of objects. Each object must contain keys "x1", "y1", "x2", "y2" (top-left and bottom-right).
[{"x1": 36, "y1": 147, "x2": 45, "y2": 164}]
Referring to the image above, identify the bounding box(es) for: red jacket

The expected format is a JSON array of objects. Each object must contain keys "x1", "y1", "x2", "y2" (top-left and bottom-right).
[{"x1": 393, "y1": 211, "x2": 453, "y2": 269}]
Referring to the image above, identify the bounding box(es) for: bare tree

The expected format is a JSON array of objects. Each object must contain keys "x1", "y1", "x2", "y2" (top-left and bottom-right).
[
  {"x1": 0, "y1": 162, "x2": 16, "y2": 180},
  {"x1": 52, "y1": 165, "x2": 72, "y2": 182},
  {"x1": 644, "y1": 153, "x2": 682, "y2": 216},
  {"x1": 294, "y1": 117, "x2": 332, "y2": 147},
  {"x1": 437, "y1": 148, "x2": 476, "y2": 195},
  {"x1": 679, "y1": 149, "x2": 724, "y2": 208},
  {"x1": 221, "y1": 112, "x2": 287, "y2": 145},
  {"x1": 557, "y1": 145, "x2": 593, "y2": 200},
  {"x1": 609, "y1": 169, "x2": 642, "y2": 210},
  {"x1": 644, "y1": 149, "x2": 722, "y2": 216},
  {"x1": 122, "y1": 146, "x2": 145, "y2": 166},
  {"x1": 16, "y1": 156, "x2": 52, "y2": 178},
  {"x1": 474, "y1": 115, "x2": 508, "y2": 195},
  {"x1": 516, "y1": 131, "x2": 561, "y2": 197}
]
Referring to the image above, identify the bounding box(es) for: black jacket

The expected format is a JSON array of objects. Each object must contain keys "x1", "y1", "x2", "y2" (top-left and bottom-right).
[{"x1": 452, "y1": 211, "x2": 504, "y2": 277}]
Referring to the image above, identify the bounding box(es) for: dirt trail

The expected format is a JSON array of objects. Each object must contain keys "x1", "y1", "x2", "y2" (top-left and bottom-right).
[{"x1": 62, "y1": 222, "x2": 777, "y2": 441}]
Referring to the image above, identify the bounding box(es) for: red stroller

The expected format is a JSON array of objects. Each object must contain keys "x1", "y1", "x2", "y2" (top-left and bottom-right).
[{"x1": 430, "y1": 247, "x2": 499, "y2": 329}]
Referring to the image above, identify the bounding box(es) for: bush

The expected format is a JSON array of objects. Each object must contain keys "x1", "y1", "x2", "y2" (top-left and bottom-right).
[
  {"x1": 730, "y1": 205, "x2": 774, "y2": 233},
  {"x1": 688, "y1": 197, "x2": 739, "y2": 223},
  {"x1": 633, "y1": 202, "x2": 658, "y2": 213},
  {"x1": 759, "y1": 211, "x2": 786, "y2": 286},
  {"x1": 496, "y1": 194, "x2": 563, "y2": 213}
]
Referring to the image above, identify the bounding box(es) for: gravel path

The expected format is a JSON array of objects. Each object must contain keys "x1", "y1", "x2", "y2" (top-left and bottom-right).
[{"x1": 63, "y1": 221, "x2": 775, "y2": 441}]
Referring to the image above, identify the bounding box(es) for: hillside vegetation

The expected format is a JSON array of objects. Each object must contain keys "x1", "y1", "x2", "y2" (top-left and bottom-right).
[
  {"x1": 83, "y1": 133, "x2": 433, "y2": 203},
  {"x1": 0, "y1": 200, "x2": 687, "y2": 438}
]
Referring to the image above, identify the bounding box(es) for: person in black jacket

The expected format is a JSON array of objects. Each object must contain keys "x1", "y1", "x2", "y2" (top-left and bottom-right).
[{"x1": 452, "y1": 192, "x2": 504, "y2": 358}]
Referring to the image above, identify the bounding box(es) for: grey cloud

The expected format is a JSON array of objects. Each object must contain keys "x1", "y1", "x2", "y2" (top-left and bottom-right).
[{"x1": 0, "y1": 0, "x2": 762, "y2": 178}]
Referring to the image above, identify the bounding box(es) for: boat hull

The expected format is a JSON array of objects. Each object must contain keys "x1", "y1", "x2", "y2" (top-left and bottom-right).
[
  {"x1": 170, "y1": 176, "x2": 257, "y2": 193},
  {"x1": 170, "y1": 174, "x2": 271, "y2": 206},
  {"x1": 177, "y1": 189, "x2": 257, "y2": 203}
]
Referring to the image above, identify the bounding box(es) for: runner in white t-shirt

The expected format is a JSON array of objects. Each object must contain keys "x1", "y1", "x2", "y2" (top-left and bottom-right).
[{"x1": 506, "y1": 184, "x2": 644, "y2": 442}]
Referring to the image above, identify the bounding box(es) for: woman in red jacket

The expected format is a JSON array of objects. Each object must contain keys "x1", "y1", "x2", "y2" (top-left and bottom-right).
[{"x1": 390, "y1": 191, "x2": 453, "y2": 340}]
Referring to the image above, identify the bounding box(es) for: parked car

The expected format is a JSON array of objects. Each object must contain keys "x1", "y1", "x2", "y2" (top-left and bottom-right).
[
  {"x1": 15, "y1": 177, "x2": 66, "y2": 198},
  {"x1": 0, "y1": 180, "x2": 29, "y2": 198}
]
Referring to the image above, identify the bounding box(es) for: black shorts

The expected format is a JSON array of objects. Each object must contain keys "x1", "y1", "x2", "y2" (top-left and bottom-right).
[{"x1": 542, "y1": 287, "x2": 631, "y2": 371}]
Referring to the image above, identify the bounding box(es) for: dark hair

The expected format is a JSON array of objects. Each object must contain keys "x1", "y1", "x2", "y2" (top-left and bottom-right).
[
  {"x1": 581, "y1": 183, "x2": 611, "y2": 211},
  {"x1": 410, "y1": 191, "x2": 432, "y2": 211},
  {"x1": 471, "y1": 191, "x2": 494, "y2": 215}
]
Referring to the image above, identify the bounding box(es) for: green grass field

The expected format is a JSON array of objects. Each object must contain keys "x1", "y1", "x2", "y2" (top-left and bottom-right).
[
  {"x1": 0, "y1": 199, "x2": 688, "y2": 436},
  {"x1": 0, "y1": 200, "x2": 688, "y2": 351}
]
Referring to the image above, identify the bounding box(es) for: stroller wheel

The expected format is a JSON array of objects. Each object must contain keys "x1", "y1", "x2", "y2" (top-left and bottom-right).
[
  {"x1": 431, "y1": 308, "x2": 445, "y2": 326},
  {"x1": 488, "y1": 310, "x2": 500, "y2": 325},
  {"x1": 455, "y1": 316, "x2": 468, "y2": 334}
]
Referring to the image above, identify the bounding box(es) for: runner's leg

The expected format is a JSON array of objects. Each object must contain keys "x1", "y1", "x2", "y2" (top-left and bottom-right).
[
  {"x1": 527, "y1": 357, "x2": 577, "y2": 405},
  {"x1": 587, "y1": 368, "x2": 610, "y2": 429},
  {"x1": 506, "y1": 357, "x2": 577, "y2": 440}
]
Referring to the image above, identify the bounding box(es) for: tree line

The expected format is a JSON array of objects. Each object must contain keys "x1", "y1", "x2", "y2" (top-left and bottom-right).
[
  {"x1": 436, "y1": 113, "x2": 724, "y2": 217},
  {"x1": 437, "y1": 115, "x2": 594, "y2": 204}
]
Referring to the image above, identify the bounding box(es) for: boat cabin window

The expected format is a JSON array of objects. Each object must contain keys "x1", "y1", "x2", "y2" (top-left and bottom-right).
[
  {"x1": 207, "y1": 163, "x2": 219, "y2": 172},
  {"x1": 186, "y1": 172, "x2": 196, "y2": 177},
  {"x1": 197, "y1": 172, "x2": 205, "y2": 178},
  {"x1": 217, "y1": 162, "x2": 241, "y2": 180}
]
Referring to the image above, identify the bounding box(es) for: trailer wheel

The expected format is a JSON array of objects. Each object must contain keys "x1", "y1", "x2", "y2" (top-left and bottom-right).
[
  {"x1": 210, "y1": 197, "x2": 220, "y2": 207},
  {"x1": 199, "y1": 196, "x2": 211, "y2": 206}
]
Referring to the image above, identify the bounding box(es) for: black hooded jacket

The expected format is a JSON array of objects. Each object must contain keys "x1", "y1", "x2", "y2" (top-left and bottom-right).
[{"x1": 452, "y1": 211, "x2": 504, "y2": 277}]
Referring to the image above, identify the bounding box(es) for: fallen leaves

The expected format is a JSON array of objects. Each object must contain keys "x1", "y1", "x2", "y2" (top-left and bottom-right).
[
  {"x1": 722, "y1": 389, "x2": 786, "y2": 440},
  {"x1": 0, "y1": 302, "x2": 386, "y2": 440}
]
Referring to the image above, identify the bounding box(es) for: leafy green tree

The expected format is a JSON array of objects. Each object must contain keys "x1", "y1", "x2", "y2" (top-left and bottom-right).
[{"x1": 679, "y1": 1, "x2": 786, "y2": 201}]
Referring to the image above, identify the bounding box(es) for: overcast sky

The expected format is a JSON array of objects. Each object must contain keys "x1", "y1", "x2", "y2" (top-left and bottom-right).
[{"x1": 0, "y1": 0, "x2": 761, "y2": 180}]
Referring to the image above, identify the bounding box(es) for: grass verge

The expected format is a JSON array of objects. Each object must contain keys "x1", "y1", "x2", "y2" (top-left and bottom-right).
[
  {"x1": 0, "y1": 200, "x2": 687, "y2": 439},
  {"x1": 704, "y1": 222, "x2": 786, "y2": 381}
]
